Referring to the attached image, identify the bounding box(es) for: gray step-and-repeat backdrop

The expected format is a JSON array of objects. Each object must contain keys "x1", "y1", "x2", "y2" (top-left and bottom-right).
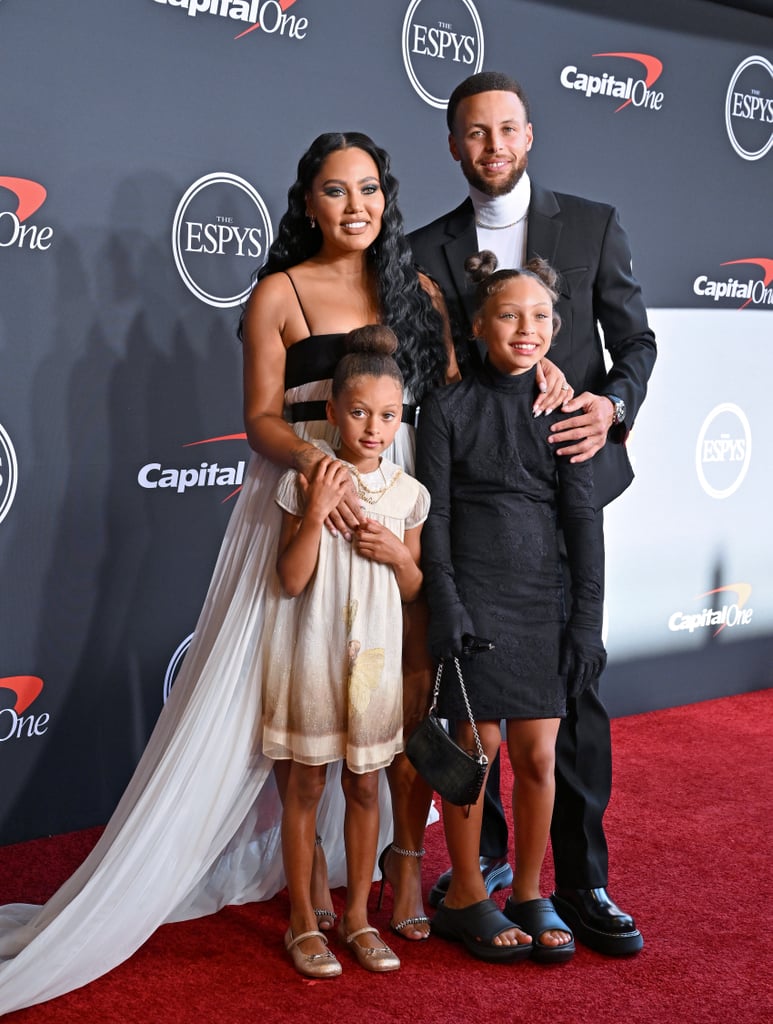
[{"x1": 1, "y1": 0, "x2": 771, "y2": 844}]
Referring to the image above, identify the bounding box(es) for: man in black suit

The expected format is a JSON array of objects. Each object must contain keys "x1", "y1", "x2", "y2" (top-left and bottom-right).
[{"x1": 409, "y1": 71, "x2": 656, "y2": 956}]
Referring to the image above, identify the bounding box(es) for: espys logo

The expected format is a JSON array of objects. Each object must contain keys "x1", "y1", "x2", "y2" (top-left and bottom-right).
[
  {"x1": 725, "y1": 55, "x2": 773, "y2": 161},
  {"x1": 172, "y1": 173, "x2": 273, "y2": 308},
  {"x1": 560, "y1": 52, "x2": 664, "y2": 112},
  {"x1": 138, "y1": 433, "x2": 248, "y2": 500},
  {"x1": 163, "y1": 634, "x2": 194, "y2": 702},
  {"x1": 668, "y1": 584, "x2": 754, "y2": 637},
  {"x1": 151, "y1": 0, "x2": 308, "y2": 41},
  {"x1": 0, "y1": 423, "x2": 19, "y2": 525},
  {"x1": 693, "y1": 258, "x2": 773, "y2": 310},
  {"x1": 402, "y1": 0, "x2": 484, "y2": 109},
  {"x1": 0, "y1": 676, "x2": 49, "y2": 742},
  {"x1": 0, "y1": 176, "x2": 54, "y2": 251},
  {"x1": 695, "y1": 403, "x2": 752, "y2": 500}
]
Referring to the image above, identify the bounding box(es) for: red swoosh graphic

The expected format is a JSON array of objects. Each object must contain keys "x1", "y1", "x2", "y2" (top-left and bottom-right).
[
  {"x1": 235, "y1": 0, "x2": 298, "y2": 39},
  {"x1": 593, "y1": 52, "x2": 663, "y2": 112},
  {"x1": 183, "y1": 434, "x2": 248, "y2": 502},
  {"x1": 183, "y1": 434, "x2": 247, "y2": 447},
  {"x1": 0, "y1": 177, "x2": 47, "y2": 222},
  {"x1": 0, "y1": 676, "x2": 44, "y2": 714},
  {"x1": 695, "y1": 584, "x2": 752, "y2": 636},
  {"x1": 721, "y1": 258, "x2": 773, "y2": 309}
]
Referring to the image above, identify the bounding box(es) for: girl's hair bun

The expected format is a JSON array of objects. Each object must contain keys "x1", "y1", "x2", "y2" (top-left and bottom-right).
[
  {"x1": 464, "y1": 249, "x2": 499, "y2": 283},
  {"x1": 332, "y1": 324, "x2": 404, "y2": 397},
  {"x1": 344, "y1": 324, "x2": 398, "y2": 356}
]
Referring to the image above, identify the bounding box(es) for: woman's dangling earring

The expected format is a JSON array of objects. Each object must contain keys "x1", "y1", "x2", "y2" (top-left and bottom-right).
[{"x1": 308, "y1": 212, "x2": 316, "y2": 229}]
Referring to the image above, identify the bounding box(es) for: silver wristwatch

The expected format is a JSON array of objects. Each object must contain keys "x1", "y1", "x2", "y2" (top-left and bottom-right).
[{"x1": 606, "y1": 395, "x2": 626, "y2": 425}]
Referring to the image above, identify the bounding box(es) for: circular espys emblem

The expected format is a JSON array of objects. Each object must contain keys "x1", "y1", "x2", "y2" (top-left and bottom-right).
[
  {"x1": 725, "y1": 55, "x2": 773, "y2": 162},
  {"x1": 163, "y1": 633, "x2": 194, "y2": 703},
  {"x1": 695, "y1": 403, "x2": 752, "y2": 499},
  {"x1": 172, "y1": 172, "x2": 273, "y2": 308},
  {"x1": 402, "y1": 0, "x2": 484, "y2": 109},
  {"x1": 0, "y1": 423, "x2": 19, "y2": 525}
]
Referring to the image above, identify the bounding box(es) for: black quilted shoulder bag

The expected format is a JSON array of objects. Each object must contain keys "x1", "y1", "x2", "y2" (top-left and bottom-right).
[{"x1": 405, "y1": 657, "x2": 488, "y2": 809}]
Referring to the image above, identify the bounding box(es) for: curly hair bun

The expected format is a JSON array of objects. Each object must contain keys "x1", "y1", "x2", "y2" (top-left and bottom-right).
[
  {"x1": 344, "y1": 324, "x2": 399, "y2": 356},
  {"x1": 524, "y1": 256, "x2": 560, "y2": 294},
  {"x1": 464, "y1": 250, "x2": 499, "y2": 282},
  {"x1": 467, "y1": 251, "x2": 560, "y2": 301}
]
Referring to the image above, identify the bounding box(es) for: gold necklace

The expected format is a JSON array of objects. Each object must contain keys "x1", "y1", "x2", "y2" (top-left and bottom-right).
[
  {"x1": 350, "y1": 463, "x2": 402, "y2": 505},
  {"x1": 474, "y1": 211, "x2": 527, "y2": 230}
]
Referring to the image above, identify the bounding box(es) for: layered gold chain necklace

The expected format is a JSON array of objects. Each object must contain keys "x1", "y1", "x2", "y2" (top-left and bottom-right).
[{"x1": 350, "y1": 464, "x2": 402, "y2": 505}]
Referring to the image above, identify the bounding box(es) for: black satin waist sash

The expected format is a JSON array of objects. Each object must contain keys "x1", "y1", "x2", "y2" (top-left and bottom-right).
[{"x1": 286, "y1": 401, "x2": 417, "y2": 427}]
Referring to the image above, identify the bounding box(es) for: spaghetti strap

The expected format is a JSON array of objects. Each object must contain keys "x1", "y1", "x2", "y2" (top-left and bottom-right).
[{"x1": 283, "y1": 271, "x2": 313, "y2": 336}]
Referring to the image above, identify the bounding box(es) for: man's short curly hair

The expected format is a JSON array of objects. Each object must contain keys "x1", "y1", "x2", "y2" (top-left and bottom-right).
[{"x1": 446, "y1": 71, "x2": 531, "y2": 132}]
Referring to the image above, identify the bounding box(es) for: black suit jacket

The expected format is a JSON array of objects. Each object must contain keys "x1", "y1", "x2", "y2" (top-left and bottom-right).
[{"x1": 408, "y1": 184, "x2": 657, "y2": 508}]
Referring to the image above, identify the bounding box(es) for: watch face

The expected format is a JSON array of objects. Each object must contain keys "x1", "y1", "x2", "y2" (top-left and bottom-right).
[{"x1": 608, "y1": 396, "x2": 625, "y2": 424}]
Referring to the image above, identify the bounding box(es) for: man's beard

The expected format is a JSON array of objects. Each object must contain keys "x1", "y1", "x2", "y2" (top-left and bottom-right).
[{"x1": 462, "y1": 155, "x2": 528, "y2": 197}]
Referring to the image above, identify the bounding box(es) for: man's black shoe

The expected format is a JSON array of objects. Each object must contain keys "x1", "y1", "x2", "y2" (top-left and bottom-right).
[
  {"x1": 551, "y1": 887, "x2": 643, "y2": 956},
  {"x1": 428, "y1": 856, "x2": 513, "y2": 909}
]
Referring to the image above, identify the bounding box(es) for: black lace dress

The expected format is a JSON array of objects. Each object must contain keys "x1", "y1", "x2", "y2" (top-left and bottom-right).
[{"x1": 416, "y1": 360, "x2": 603, "y2": 720}]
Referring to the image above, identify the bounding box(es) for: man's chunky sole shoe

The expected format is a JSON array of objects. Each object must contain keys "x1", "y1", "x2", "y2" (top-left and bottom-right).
[{"x1": 551, "y1": 887, "x2": 644, "y2": 956}]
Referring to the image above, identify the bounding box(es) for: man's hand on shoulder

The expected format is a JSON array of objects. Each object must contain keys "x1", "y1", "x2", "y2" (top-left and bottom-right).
[{"x1": 547, "y1": 393, "x2": 618, "y2": 463}]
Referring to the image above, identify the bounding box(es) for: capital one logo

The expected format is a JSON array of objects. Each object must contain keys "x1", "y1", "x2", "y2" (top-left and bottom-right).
[
  {"x1": 402, "y1": 0, "x2": 484, "y2": 109},
  {"x1": 668, "y1": 584, "x2": 754, "y2": 638},
  {"x1": 0, "y1": 176, "x2": 54, "y2": 251},
  {"x1": 560, "y1": 52, "x2": 664, "y2": 112},
  {"x1": 693, "y1": 258, "x2": 773, "y2": 310},
  {"x1": 0, "y1": 676, "x2": 49, "y2": 742},
  {"x1": 695, "y1": 403, "x2": 752, "y2": 500},
  {"x1": 725, "y1": 55, "x2": 773, "y2": 161},
  {"x1": 138, "y1": 433, "x2": 248, "y2": 499},
  {"x1": 172, "y1": 173, "x2": 273, "y2": 308},
  {"x1": 151, "y1": 0, "x2": 308, "y2": 41},
  {"x1": 0, "y1": 423, "x2": 19, "y2": 525}
]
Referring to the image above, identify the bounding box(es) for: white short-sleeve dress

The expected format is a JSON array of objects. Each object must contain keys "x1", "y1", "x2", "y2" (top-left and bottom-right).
[{"x1": 262, "y1": 443, "x2": 430, "y2": 774}]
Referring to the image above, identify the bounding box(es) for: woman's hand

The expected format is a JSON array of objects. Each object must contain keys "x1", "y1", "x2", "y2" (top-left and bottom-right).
[
  {"x1": 533, "y1": 356, "x2": 573, "y2": 416},
  {"x1": 299, "y1": 463, "x2": 365, "y2": 539},
  {"x1": 303, "y1": 459, "x2": 353, "y2": 523}
]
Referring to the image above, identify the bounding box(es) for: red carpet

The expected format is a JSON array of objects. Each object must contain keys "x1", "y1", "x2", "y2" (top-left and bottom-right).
[{"x1": 1, "y1": 690, "x2": 771, "y2": 1024}]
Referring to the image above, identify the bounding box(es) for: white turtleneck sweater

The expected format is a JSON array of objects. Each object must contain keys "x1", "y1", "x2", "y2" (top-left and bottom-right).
[{"x1": 470, "y1": 173, "x2": 531, "y2": 271}]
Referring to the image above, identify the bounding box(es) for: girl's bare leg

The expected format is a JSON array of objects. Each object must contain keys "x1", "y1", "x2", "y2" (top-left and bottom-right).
[
  {"x1": 339, "y1": 770, "x2": 399, "y2": 966},
  {"x1": 442, "y1": 720, "x2": 529, "y2": 947},
  {"x1": 274, "y1": 761, "x2": 335, "y2": 929},
  {"x1": 277, "y1": 759, "x2": 329, "y2": 956},
  {"x1": 506, "y1": 717, "x2": 571, "y2": 947}
]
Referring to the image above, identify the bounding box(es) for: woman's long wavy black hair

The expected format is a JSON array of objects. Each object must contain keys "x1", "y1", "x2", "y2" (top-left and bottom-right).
[{"x1": 237, "y1": 131, "x2": 447, "y2": 400}]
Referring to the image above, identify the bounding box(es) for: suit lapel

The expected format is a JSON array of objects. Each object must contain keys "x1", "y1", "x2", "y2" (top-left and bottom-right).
[
  {"x1": 441, "y1": 198, "x2": 478, "y2": 326},
  {"x1": 526, "y1": 183, "x2": 562, "y2": 267}
]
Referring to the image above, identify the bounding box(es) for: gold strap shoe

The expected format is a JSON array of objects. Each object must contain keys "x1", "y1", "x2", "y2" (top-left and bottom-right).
[
  {"x1": 343, "y1": 926, "x2": 400, "y2": 973},
  {"x1": 284, "y1": 928, "x2": 342, "y2": 979}
]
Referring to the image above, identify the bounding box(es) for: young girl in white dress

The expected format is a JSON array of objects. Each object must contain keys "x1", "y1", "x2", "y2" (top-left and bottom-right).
[{"x1": 263, "y1": 324, "x2": 430, "y2": 978}]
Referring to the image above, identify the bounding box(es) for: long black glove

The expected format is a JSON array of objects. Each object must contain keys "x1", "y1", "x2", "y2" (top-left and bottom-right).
[
  {"x1": 560, "y1": 620, "x2": 607, "y2": 698},
  {"x1": 427, "y1": 603, "x2": 476, "y2": 661}
]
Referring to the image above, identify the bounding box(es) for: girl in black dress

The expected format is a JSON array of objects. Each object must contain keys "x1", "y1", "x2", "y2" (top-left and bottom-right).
[{"x1": 416, "y1": 253, "x2": 606, "y2": 964}]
